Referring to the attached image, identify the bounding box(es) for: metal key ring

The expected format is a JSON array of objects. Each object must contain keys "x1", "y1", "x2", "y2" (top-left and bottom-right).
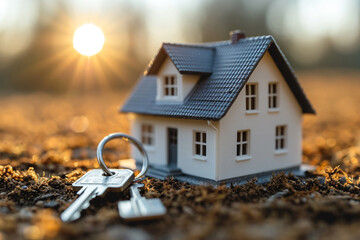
[{"x1": 96, "y1": 133, "x2": 149, "y2": 180}]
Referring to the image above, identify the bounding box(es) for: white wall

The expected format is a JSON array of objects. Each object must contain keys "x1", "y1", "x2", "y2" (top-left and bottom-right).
[
  {"x1": 218, "y1": 51, "x2": 303, "y2": 180},
  {"x1": 131, "y1": 115, "x2": 218, "y2": 180},
  {"x1": 156, "y1": 57, "x2": 200, "y2": 102}
]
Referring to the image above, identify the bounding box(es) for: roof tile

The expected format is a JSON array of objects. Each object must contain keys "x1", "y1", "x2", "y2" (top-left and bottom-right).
[{"x1": 122, "y1": 35, "x2": 315, "y2": 120}]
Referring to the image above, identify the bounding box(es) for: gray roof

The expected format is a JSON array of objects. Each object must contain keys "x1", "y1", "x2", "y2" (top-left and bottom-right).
[
  {"x1": 146, "y1": 44, "x2": 215, "y2": 75},
  {"x1": 122, "y1": 35, "x2": 315, "y2": 120}
]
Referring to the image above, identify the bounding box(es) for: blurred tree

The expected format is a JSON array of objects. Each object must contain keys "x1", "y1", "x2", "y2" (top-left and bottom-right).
[
  {"x1": 196, "y1": 0, "x2": 270, "y2": 42},
  {"x1": 0, "y1": 1, "x2": 148, "y2": 93},
  {"x1": 188, "y1": 0, "x2": 360, "y2": 71}
]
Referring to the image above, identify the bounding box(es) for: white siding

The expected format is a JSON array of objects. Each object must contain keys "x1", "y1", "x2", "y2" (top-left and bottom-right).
[
  {"x1": 132, "y1": 115, "x2": 218, "y2": 180},
  {"x1": 182, "y1": 75, "x2": 199, "y2": 99},
  {"x1": 129, "y1": 51, "x2": 303, "y2": 181},
  {"x1": 218, "y1": 51, "x2": 303, "y2": 181}
]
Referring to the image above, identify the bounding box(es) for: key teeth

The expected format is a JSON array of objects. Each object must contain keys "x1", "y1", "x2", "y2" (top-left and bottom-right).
[
  {"x1": 61, "y1": 211, "x2": 80, "y2": 222},
  {"x1": 95, "y1": 187, "x2": 106, "y2": 196},
  {"x1": 82, "y1": 202, "x2": 90, "y2": 209},
  {"x1": 77, "y1": 188, "x2": 85, "y2": 195},
  {"x1": 61, "y1": 200, "x2": 91, "y2": 222},
  {"x1": 69, "y1": 212, "x2": 81, "y2": 222},
  {"x1": 61, "y1": 187, "x2": 98, "y2": 223},
  {"x1": 62, "y1": 169, "x2": 135, "y2": 222}
]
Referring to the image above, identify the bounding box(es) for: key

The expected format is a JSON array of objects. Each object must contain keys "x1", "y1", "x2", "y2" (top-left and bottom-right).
[
  {"x1": 61, "y1": 168, "x2": 134, "y2": 222},
  {"x1": 118, "y1": 183, "x2": 166, "y2": 221}
]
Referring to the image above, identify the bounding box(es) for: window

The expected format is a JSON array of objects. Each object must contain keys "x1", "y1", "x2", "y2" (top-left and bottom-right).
[
  {"x1": 237, "y1": 130, "x2": 250, "y2": 158},
  {"x1": 194, "y1": 131, "x2": 206, "y2": 157},
  {"x1": 141, "y1": 124, "x2": 154, "y2": 146},
  {"x1": 275, "y1": 125, "x2": 286, "y2": 150},
  {"x1": 268, "y1": 83, "x2": 278, "y2": 109},
  {"x1": 164, "y1": 76, "x2": 178, "y2": 97},
  {"x1": 245, "y1": 83, "x2": 257, "y2": 111}
]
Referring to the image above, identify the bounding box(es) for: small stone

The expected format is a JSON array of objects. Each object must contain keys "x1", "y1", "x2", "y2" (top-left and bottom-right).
[
  {"x1": 339, "y1": 177, "x2": 347, "y2": 184},
  {"x1": 318, "y1": 177, "x2": 326, "y2": 185},
  {"x1": 106, "y1": 226, "x2": 151, "y2": 240},
  {"x1": 310, "y1": 192, "x2": 321, "y2": 199},
  {"x1": 44, "y1": 200, "x2": 59, "y2": 208},
  {"x1": 183, "y1": 206, "x2": 194, "y2": 215},
  {"x1": 0, "y1": 207, "x2": 9, "y2": 214},
  {"x1": 34, "y1": 193, "x2": 59, "y2": 202},
  {"x1": 18, "y1": 208, "x2": 33, "y2": 220}
]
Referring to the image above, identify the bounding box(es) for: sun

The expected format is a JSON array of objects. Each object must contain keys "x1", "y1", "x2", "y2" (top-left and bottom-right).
[{"x1": 73, "y1": 24, "x2": 105, "y2": 56}]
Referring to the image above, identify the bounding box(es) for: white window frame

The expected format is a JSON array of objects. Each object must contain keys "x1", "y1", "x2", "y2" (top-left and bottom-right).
[
  {"x1": 163, "y1": 75, "x2": 178, "y2": 97},
  {"x1": 141, "y1": 124, "x2": 154, "y2": 149},
  {"x1": 236, "y1": 130, "x2": 251, "y2": 161},
  {"x1": 268, "y1": 82, "x2": 279, "y2": 112},
  {"x1": 245, "y1": 83, "x2": 258, "y2": 114},
  {"x1": 275, "y1": 125, "x2": 287, "y2": 154},
  {"x1": 193, "y1": 131, "x2": 207, "y2": 161}
]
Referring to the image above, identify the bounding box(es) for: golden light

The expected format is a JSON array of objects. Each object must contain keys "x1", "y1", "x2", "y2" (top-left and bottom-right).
[
  {"x1": 21, "y1": 12, "x2": 134, "y2": 92},
  {"x1": 73, "y1": 24, "x2": 105, "y2": 56}
]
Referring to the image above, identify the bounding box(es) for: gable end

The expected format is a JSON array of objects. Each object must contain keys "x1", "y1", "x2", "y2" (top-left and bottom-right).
[
  {"x1": 121, "y1": 35, "x2": 315, "y2": 120},
  {"x1": 267, "y1": 43, "x2": 315, "y2": 114}
]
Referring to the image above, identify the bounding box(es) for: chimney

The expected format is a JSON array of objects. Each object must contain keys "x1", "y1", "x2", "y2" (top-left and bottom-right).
[{"x1": 230, "y1": 30, "x2": 246, "y2": 44}]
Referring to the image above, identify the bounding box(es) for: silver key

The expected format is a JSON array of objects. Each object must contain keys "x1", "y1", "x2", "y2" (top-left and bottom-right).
[
  {"x1": 118, "y1": 183, "x2": 166, "y2": 221},
  {"x1": 61, "y1": 169, "x2": 134, "y2": 222}
]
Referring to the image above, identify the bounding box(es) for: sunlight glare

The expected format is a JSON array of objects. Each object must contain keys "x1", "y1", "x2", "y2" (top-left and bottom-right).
[{"x1": 73, "y1": 24, "x2": 105, "y2": 56}]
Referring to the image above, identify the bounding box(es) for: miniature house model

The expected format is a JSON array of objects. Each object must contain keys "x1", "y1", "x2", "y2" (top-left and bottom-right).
[{"x1": 122, "y1": 30, "x2": 315, "y2": 182}]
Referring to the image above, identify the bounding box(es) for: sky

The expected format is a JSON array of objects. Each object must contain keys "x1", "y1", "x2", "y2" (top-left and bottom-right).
[
  {"x1": 266, "y1": 0, "x2": 359, "y2": 64},
  {"x1": 0, "y1": 0, "x2": 359, "y2": 92},
  {"x1": 0, "y1": 0, "x2": 359, "y2": 64}
]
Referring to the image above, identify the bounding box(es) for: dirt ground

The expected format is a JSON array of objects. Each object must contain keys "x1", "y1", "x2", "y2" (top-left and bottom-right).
[{"x1": 0, "y1": 71, "x2": 359, "y2": 240}]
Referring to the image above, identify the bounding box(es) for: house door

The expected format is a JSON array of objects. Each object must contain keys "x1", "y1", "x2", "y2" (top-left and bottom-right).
[{"x1": 167, "y1": 128, "x2": 178, "y2": 168}]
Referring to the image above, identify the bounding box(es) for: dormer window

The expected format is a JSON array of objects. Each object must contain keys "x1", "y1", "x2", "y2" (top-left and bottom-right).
[
  {"x1": 164, "y1": 76, "x2": 178, "y2": 97},
  {"x1": 155, "y1": 57, "x2": 201, "y2": 103}
]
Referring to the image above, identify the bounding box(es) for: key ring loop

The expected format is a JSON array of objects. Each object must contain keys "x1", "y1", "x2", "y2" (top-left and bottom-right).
[{"x1": 96, "y1": 133, "x2": 149, "y2": 180}]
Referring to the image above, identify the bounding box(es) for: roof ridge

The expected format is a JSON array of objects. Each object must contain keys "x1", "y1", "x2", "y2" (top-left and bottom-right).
[
  {"x1": 241, "y1": 35, "x2": 273, "y2": 40},
  {"x1": 201, "y1": 40, "x2": 230, "y2": 46},
  {"x1": 124, "y1": 34, "x2": 315, "y2": 119},
  {"x1": 163, "y1": 42, "x2": 215, "y2": 50},
  {"x1": 163, "y1": 35, "x2": 273, "y2": 49}
]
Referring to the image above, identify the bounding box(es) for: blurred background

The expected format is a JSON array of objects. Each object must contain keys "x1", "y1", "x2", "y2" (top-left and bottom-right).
[
  {"x1": 0, "y1": 0, "x2": 359, "y2": 93},
  {"x1": 0, "y1": 0, "x2": 359, "y2": 200}
]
